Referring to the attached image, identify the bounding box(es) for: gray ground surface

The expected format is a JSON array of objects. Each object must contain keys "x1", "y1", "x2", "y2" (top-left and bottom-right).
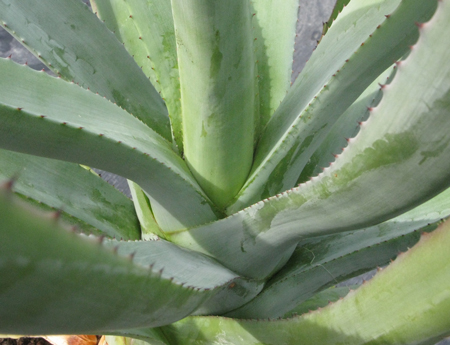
[
  {"x1": 293, "y1": 0, "x2": 337, "y2": 80},
  {"x1": 1, "y1": 1, "x2": 449, "y2": 343}
]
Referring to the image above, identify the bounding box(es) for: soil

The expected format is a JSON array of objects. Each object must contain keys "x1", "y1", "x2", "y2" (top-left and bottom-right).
[{"x1": 0, "y1": 338, "x2": 51, "y2": 345}]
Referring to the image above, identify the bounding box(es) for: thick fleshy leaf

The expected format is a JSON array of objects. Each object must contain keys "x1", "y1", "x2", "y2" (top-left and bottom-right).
[
  {"x1": 101, "y1": 238, "x2": 264, "y2": 316},
  {"x1": 171, "y1": 2, "x2": 450, "y2": 279},
  {"x1": 0, "y1": 149, "x2": 140, "y2": 240},
  {"x1": 227, "y1": 186, "x2": 450, "y2": 317},
  {"x1": 322, "y1": 0, "x2": 352, "y2": 36},
  {"x1": 0, "y1": 0, "x2": 171, "y2": 140},
  {"x1": 160, "y1": 220, "x2": 450, "y2": 345},
  {"x1": 127, "y1": 181, "x2": 165, "y2": 240},
  {"x1": 251, "y1": 0, "x2": 299, "y2": 127},
  {"x1": 0, "y1": 188, "x2": 215, "y2": 334},
  {"x1": 298, "y1": 65, "x2": 395, "y2": 183},
  {"x1": 0, "y1": 186, "x2": 263, "y2": 334},
  {"x1": 171, "y1": 0, "x2": 255, "y2": 208},
  {"x1": 228, "y1": 216, "x2": 446, "y2": 318},
  {"x1": 283, "y1": 285, "x2": 359, "y2": 318},
  {"x1": 91, "y1": 0, "x2": 183, "y2": 152},
  {"x1": 0, "y1": 58, "x2": 220, "y2": 231},
  {"x1": 229, "y1": 0, "x2": 438, "y2": 212}
]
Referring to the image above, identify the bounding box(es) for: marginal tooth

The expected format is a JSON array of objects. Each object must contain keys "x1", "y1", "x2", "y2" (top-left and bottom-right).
[
  {"x1": 0, "y1": 175, "x2": 18, "y2": 191},
  {"x1": 50, "y1": 209, "x2": 62, "y2": 220},
  {"x1": 128, "y1": 252, "x2": 136, "y2": 261}
]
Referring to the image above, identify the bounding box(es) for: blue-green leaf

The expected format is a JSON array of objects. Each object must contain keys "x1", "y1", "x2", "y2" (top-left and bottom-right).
[
  {"x1": 229, "y1": 0, "x2": 438, "y2": 212},
  {"x1": 0, "y1": 149, "x2": 140, "y2": 240},
  {"x1": 171, "y1": 0, "x2": 256, "y2": 208},
  {"x1": 0, "y1": 58, "x2": 220, "y2": 231},
  {"x1": 0, "y1": 187, "x2": 259, "y2": 334},
  {"x1": 171, "y1": 3, "x2": 450, "y2": 278},
  {"x1": 0, "y1": 0, "x2": 171, "y2": 140},
  {"x1": 91, "y1": 0, "x2": 183, "y2": 152}
]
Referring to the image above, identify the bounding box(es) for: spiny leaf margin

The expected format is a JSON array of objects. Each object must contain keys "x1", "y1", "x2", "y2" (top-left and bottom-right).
[
  {"x1": 171, "y1": 0, "x2": 450, "y2": 279},
  {"x1": 0, "y1": 0, "x2": 171, "y2": 140},
  {"x1": 0, "y1": 57, "x2": 220, "y2": 231}
]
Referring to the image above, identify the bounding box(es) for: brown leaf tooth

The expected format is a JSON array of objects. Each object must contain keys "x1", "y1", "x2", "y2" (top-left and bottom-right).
[
  {"x1": 128, "y1": 252, "x2": 136, "y2": 261},
  {"x1": 415, "y1": 21, "x2": 425, "y2": 29},
  {"x1": 0, "y1": 174, "x2": 18, "y2": 191},
  {"x1": 50, "y1": 209, "x2": 63, "y2": 220}
]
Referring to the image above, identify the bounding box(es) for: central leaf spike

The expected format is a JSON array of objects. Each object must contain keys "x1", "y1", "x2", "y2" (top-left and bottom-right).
[{"x1": 172, "y1": 0, "x2": 256, "y2": 209}]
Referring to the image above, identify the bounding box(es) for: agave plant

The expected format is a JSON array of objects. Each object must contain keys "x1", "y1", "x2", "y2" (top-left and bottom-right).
[{"x1": 1, "y1": 0, "x2": 450, "y2": 343}]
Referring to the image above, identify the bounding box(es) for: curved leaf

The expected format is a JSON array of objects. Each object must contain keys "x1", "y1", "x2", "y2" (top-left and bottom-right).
[
  {"x1": 283, "y1": 285, "x2": 359, "y2": 318},
  {"x1": 229, "y1": 0, "x2": 438, "y2": 212},
  {"x1": 0, "y1": 188, "x2": 214, "y2": 334},
  {"x1": 0, "y1": 186, "x2": 262, "y2": 334},
  {"x1": 0, "y1": 58, "x2": 220, "y2": 231},
  {"x1": 91, "y1": 0, "x2": 183, "y2": 152},
  {"x1": 160, "y1": 215, "x2": 450, "y2": 344},
  {"x1": 171, "y1": 3, "x2": 450, "y2": 279},
  {"x1": 227, "y1": 221, "x2": 441, "y2": 318},
  {"x1": 128, "y1": 181, "x2": 165, "y2": 240},
  {"x1": 0, "y1": 149, "x2": 140, "y2": 240},
  {"x1": 297, "y1": 65, "x2": 396, "y2": 183},
  {"x1": 322, "y1": 0, "x2": 352, "y2": 36},
  {"x1": 162, "y1": 216, "x2": 450, "y2": 345},
  {"x1": 102, "y1": 238, "x2": 264, "y2": 316},
  {"x1": 0, "y1": 0, "x2": 171, "y2": 140}
]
